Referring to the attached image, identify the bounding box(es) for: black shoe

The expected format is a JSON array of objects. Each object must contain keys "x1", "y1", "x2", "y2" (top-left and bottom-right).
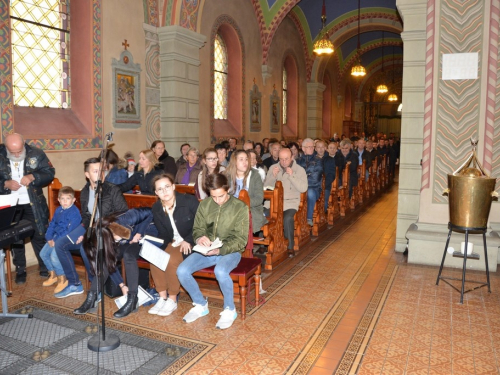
[
  {"x1": 39, "y1": 270, "x2": 49, "y2": 277},
  {"x1": 15, "y1": 271, "x2": 27, "y2": 285},
  {"x1": 73, "y1": 291, "x2": 99, "y2": 315},
  {"x1": 113, "y1": 293, "x2": 138, "y2": 319}
]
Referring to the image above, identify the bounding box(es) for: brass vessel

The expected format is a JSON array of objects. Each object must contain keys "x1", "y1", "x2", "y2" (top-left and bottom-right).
[{"x1": 444, "y1": 140, "x2": 497, "y2": 229}]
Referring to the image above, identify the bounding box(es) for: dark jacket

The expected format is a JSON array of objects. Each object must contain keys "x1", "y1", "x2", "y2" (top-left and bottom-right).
[
  {"x1": 0, "y1": 143, "x2": 55, "y2": 235},
  {"x1": 323, "y1": 155, "x2": 336, "y2": 193},
  {"x1": 263, "y1": 156, "x2": 279, "y2": 170},
  {"x1": 296, "y1": 153, "x2": 324, "y2": 191},
  {"x1": 106, "y1": 166, "x2": 128, "y2": 185},
  {"x1": 80, "y1": 181, "x2": 128, "y2": 229},
  {"x1": 158, "y1": 150, "x2": 178, "y2": 177},
  {"x1": 175, "y1": 160, "x2": 203, "y2": 185},
  {"x1": 115, "y1": 207, "x2": 158, "y2": 241},
  {"x1": 339, "y1": 150, "x2": 359, "y2": 187},
  {"x1": 152, "y1": 192, "x2": 199, "y2": 251},
  {"x1": 357, "y1": 149, "x2": 373, "y2": 169},
  {"x1": 118, "y1": 166, "x2": 163, "y2": 195},
  {"x1": 45, "y1": 205, "x2": 81, "y2": 241}
]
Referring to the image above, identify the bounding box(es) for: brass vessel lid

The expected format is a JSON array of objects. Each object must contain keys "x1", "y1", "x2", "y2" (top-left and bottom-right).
[{"x1": 452, "y1": 138, "x2": 490, "y2": 178}]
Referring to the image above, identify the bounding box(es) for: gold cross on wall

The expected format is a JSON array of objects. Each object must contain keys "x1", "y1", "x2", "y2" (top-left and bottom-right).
[{"x1": 122, "y1": 39, "x2": 129, "y2": 50}]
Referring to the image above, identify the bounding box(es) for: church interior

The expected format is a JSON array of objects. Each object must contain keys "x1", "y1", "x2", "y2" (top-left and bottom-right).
[{"x1": 1, "y1": 0, "x2": 500, "y2": 374}]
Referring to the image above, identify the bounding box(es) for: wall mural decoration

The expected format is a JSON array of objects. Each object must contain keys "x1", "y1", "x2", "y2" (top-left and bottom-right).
[
  {"x1": 249, "y1": 80, "x2": 262, "y2": 132},
  {"x1": 112, "y1": 41, "x2": 142, "y2": 129},
  {"x1": 270, "y1": 87, "x2": 280, "y2": 133}
]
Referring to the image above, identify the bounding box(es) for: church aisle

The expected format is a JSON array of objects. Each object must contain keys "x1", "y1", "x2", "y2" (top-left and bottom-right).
[{"x1": 3, "y1": 183, "x2": 498, "y2": 374}]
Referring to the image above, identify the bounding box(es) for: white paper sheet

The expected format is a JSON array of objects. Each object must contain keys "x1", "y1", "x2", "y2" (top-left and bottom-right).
[
  {"x1": 139, "y1": 241, "x2": 170, "y2": 271},
  {"x1": 442, "y1": 53, "x2": 478, "y2": 80},
  {"x1": 192, "y1": 238, "x2": 223, "y2": 255}
]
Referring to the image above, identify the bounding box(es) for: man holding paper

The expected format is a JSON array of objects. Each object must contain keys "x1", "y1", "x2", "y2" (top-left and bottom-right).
[{"x1": 177, "y1": 173, "x2": 249, "y2": 330}]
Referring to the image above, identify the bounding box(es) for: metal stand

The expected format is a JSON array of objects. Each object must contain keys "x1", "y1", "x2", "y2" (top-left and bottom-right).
[
  {"x1": 0, "y1": 249, "x2": 32, "y2": 319},
  {"x1": 436, "y1": 222, "x2": 491, "y2": 304}
]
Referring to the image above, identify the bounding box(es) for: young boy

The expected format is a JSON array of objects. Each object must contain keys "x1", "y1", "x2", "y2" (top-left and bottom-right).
[{"x1": 40, "y1": 186, "x2": 81, "y2": 293}]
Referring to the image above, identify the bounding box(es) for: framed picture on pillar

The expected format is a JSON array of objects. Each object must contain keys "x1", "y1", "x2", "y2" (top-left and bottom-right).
[
  {"x1": 270, "y1": 88, "x2": 280, "y2": 133},
  {"x1": 249, "y1": 81, "x2": 262, "y2": 132},
  {"x1": 112, "y1": 49, "x2": 142, "y2": 129}
]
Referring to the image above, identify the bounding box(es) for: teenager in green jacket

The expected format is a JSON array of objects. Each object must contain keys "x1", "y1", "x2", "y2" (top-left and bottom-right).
[{"x1": 176, "y1": 173, "x2": 249, "y2": 329}]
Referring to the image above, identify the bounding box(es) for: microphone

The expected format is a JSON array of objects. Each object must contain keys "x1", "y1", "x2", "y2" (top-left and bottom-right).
[{"x1": 105, "y1": 132, "x2": 114, "y2": 142}]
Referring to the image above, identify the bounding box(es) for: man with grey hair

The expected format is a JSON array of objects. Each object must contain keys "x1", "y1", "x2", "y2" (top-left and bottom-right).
[{"x1": 0, "y1": 133, "x2": 55, "y2": 284}]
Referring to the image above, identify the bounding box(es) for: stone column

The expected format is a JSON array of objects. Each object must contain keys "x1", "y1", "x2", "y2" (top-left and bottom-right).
[
  {"x1": 395, "y1": 0, "x2": 427, "y2": 252},
  {"x1": 158, "y1": 25, "x2": 206, "y2": 158},
  {"x1": 306, "y1": 82, "x2": 326, "y2": 138},
  {"x1": 143, "y1": 23, "x2": 160, "y2": 148}
]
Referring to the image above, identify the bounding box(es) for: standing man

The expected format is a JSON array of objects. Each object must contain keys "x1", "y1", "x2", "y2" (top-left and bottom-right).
[
  {"x1": 0, "y1": 133, "x2": 55, "y2": 284},
  {"x1": 296, "y1": 138, "x2": 324, "y2": 226},
  {"x1": 264, "y1": 148, "x2": 307, "y2": 257},
  {"x1": 175, "y1": 143, "x2": 191, "y2": 169}
]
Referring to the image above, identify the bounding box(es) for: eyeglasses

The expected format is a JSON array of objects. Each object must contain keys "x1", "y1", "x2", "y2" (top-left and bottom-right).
[
  {"x1": 205, "y1": 157, "x2": 218, "y2": 162},
  {"x1": 156, "y1": 185, "x2": 173, "y2": 193}
]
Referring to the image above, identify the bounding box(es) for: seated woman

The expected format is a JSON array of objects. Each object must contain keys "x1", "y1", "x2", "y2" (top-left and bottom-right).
[
  {"x1": 195, "y1": 148, "x2": 225, "y2": 200},
  {"x1": 149, "y1": 173, "x2": 199, "y2": 316},
  {"x1": 177, "y1": 173, "x2": 249, "y2": 330},
  {"x1": 105, "y1": 149, "x2": 128, "y2": 185},
  {"x1": 74, "y1": 207, "x2": 157, "y2": 318},
  {"x1": 118, "y1": 149, "x2": 162, "y2": 194},
  {"x1": 175, "y1": 147, "x2": 202, "y2": 185},
  {"x1": 151, "y1": 140, "x2": 177, "y2": 177},
  {"x1": 247, "y1": 149, "x2": 266, "y2": 182},
  {"x1": 225, "y1": 150, "x2": 267, "y2": 234}
]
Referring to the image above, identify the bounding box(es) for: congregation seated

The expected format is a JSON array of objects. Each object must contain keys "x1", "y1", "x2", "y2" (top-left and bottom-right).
[
  {"x1": 195, "y1": 148, "x2": 225, "y2": 199},
  {"x1": 356, "y1": 139, "x2": 372, "y2": 182},
  {"x1": 175, "y1": 147, "x2": 202, "y2": 185},
  {"x1": 264, "y1": 148, "x2": 308, "y2": 257},
  {"x1": 338, "y1": 139, "x2": 359, "y2": 198},
  {"x1": 118, "y1": 149, "x2": 163, "y2": 195},
  {"x1": 247, "y1": 149, "x2": 266, "y2": 182},
  {"x1": 177, "y1": 173, "x2": 249, "y2": 329},
  {"x1": 151, "y1": 140, "x2": 177, "y2": 177},
  {"x1": 296, "y1": 138, "x2": 324, "y2": 227},
  {"x1": 105, "y1": 149, "x2": 128, "y2": 186},
  {"x1": 175, "y1": 143, "x2": 190, "y2": 169},
  {"x1": 262, "y1": 142, "x2": 281, "y2": 170},
  {"x1": 225, "y1": 150, "x2": 267, "y2": 235}
]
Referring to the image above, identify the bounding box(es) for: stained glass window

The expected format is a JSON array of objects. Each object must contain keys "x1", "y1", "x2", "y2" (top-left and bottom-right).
[
  {"x1": 214, "y1": 34, "x2": 228, "y2": 120},
  {"x1": 10, "y1": 0, "x2": 70, "y2": 108},
  {"x1": 282, "y1": 67, "x2": 288, "y2": 125}
]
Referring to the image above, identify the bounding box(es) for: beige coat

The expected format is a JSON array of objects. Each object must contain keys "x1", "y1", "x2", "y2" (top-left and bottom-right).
[{"x1": 263, "y1": 160, "x2": 308, "y2": 211}]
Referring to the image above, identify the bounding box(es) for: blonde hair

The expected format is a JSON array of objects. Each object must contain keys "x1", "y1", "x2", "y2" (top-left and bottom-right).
[
  {"x1": 225, "y1": 150, "x2": 250, "y2": 195},
  {"x1": 138, "y1": 149, "x2": 158, "y2": 173}
]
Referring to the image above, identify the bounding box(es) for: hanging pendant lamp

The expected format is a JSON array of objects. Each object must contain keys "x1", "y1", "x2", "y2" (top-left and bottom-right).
[
  {"x1": 313, "y1": 0, "x2": 334, "y2": 55},
  {"x1": 377, "y1": 32, "x2": 388, "y2": 93},
  {"x1": 351, "y1": 0, "x2": 365, "y2": 77},
  {"x1": 387, "y1": 46, "x2": 398, "y2": 101}
]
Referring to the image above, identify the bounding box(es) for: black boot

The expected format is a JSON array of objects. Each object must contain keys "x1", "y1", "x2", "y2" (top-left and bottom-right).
[
  {"x1": 113, "y1": 293, "x2": 138, "y2": 319},
  {"x1": 73, "y1": 291, "x2": 98, "y2": 315}
]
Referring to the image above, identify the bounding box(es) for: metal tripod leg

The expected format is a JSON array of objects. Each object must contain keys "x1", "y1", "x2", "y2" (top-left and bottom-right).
[
  {"x1": 460, "y1": 231, "x2": 469, "y2": 304},
  {"x1": 0, "y1": 250, "x2": 32, "y2": 319},
  {"x1": 436, "y1": 224, "x2": 453, "y2": 285},
  {"x1": 483, "y1": 231, "x2": 491, "y2": 293}
]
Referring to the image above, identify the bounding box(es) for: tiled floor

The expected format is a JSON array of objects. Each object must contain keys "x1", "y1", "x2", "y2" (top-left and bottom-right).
[{"x1": 2, "y1": 183, "x2": 500, "y2": 374}]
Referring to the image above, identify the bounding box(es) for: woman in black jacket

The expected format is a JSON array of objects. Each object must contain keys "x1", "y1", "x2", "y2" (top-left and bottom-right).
[
  {"x1": 118, "y1": 149, "x2": 163, "y2": 194},
  {"x1": 151, "y1": 140, "x2": 177, "y2": 177},
  {"x1": 148, "y1": 173, "x2": 199, "y2": 316}
]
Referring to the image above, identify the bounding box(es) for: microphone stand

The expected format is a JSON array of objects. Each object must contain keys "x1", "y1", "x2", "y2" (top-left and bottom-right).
[{"x1": 87, "y1": 132, "x2": 120, "y2": 353}]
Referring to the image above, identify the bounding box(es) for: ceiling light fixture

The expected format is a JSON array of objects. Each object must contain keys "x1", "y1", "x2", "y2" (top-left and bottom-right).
[
  {"x1": 387, "y1": 46, "x2": 398, "y2": 102},
  {"x1": 313, "y1": 0, "x2": 334, "y2": 55},
  {"x1": 377, "y1": 32, "x2": 388, "y2": 93},
  {"x1": 351, "y1": 0, "x2": 365, "y2": 77}
]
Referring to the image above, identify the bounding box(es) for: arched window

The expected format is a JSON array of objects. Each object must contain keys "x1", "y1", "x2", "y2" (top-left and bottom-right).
[
  {"x1": 10, "y1": 0, "x2": 70, "y2": 108},
  {"x1": 282, "y1": 54, "x2": 298, "y2": 137},
  {"x1": 282, "y1": 67, "x2": 287, "y2": 125},
  {"x1": 213, "y1": 34, "x2": 228, "y2": 120}
]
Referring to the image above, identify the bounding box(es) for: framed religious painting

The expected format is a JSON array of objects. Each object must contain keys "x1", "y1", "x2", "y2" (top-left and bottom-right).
[
  {"x1": 270, "y1": 88, "x2": 280, "y2": 133},
  {"x1": 112, "y1": 49, "x2": 142, "y2": 128},
  {"x1": 249, "y1": 81, "x2": 262, "y2": 132}
]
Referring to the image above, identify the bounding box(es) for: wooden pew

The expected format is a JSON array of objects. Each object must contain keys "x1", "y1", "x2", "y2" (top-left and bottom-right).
[
  {"x1": 327, "y1": 167, "x2": 340, "y2": 226},
  {"x1": 255, "y1": 181, "x2": 289, "y2": 270},
  {"x1": 339, "y1": 164, "x2": 350, "y2": 216},
  {"x1": 293, "y1": 191, "x2": 310, "y2": 252},
  {"x1": 48, "y1": 179, "x2": 261, "y2": 319},
  {"x1": 357, "y1": 160, "x2": 366, "y2": 204},
  {"x1": 312, "y1": 177, "x2": 327, "y2": 237}
]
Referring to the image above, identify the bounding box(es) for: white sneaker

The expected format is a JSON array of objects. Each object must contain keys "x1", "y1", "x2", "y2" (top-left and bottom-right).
[
  {"x1": 157, "y1": 298, "x2": 178, "y2": 316},
  {"x1": 216, "y1": 307, "x2": 237, "y2": 329},
  {"x1": 183, "y1": 302, "x2": 209, "y2": 323},
  {"x1": 148, "y1": 298, "x2": 167, "y2": 315}
]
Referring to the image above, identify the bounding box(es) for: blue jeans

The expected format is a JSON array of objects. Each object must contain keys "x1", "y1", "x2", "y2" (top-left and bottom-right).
[
  {"x1": 307, "y1": 188, "x2": 321, "y2": 220},
  {"x1": 40, "y1": 243, "x2": 64, "y2": 276},
  {"x1": 177, "y1": 252, "x2": 242, "y2": 310}
]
